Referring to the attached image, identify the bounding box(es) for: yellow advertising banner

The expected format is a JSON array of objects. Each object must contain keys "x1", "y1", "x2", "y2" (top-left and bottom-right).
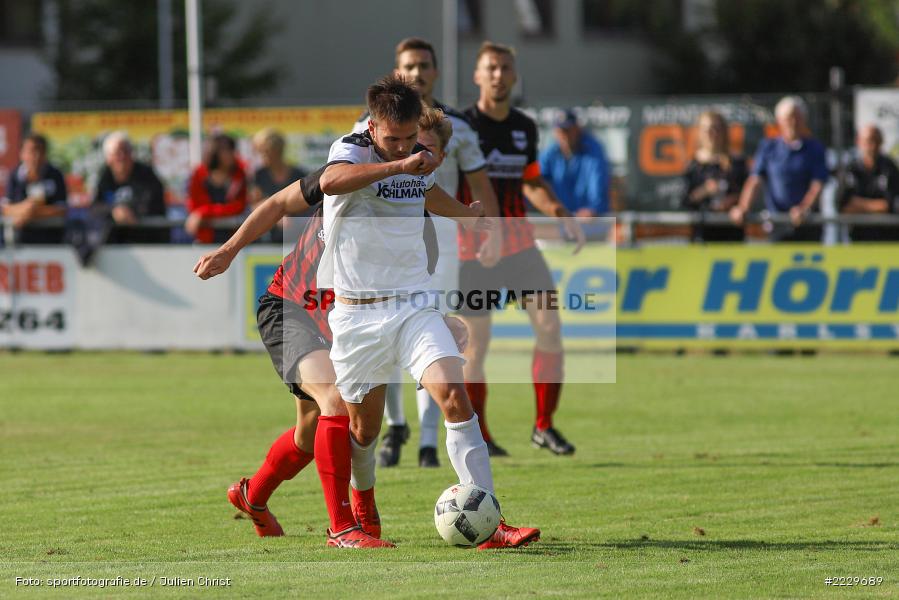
[
  {"x1": 241, "y1": 242, "x2": 899, "y2": 351},
  {"x1": 32, "y1": 106, "x2": 363, "y2": 205}
]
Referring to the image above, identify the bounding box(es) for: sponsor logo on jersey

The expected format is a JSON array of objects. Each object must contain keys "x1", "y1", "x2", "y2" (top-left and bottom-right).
[
  {"x1": 375, "y1": 177, "x2": 429, "y2": 199},
  {"x1": 512, "y1": 130, "x2": 528, "y2": 151},
  {"x1": 485, "y1": 149, "x2": 528, "y2": 179}
]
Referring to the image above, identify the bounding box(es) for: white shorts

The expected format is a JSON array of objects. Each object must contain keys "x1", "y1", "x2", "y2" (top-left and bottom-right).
[{"x1": 328, "y1": 294, "x2": 464, "y2": 403}]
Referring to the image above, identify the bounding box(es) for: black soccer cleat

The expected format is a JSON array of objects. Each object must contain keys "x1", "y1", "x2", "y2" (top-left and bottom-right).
[
  {"x1": 485, "y1": 439, "x2": 509, "y2": 457},
  {"x1": 418, "y1": 446, "x2": 439, "y2": 468},
  {"x1": 531, "y1": 427, "x2": 575, "y2": 455},
  {"x1": 377, "y1": 423, "x2": 410, "y2": 468}
]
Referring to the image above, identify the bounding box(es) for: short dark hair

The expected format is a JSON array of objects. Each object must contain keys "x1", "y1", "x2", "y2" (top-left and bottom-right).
[
  {"x1": 367, "y1": 74, "x2": 423, "y2": 125},
  {"x1": 24, "y1": 133, "x2": 48, "y2": 154},
  {"x1": 395, "y1": 37, "x2": 438, "y2": 69}
]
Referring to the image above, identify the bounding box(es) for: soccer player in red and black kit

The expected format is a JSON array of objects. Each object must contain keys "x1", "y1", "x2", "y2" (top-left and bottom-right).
[
  {"x1": 194, "y1": 166, "x2": 395, "y2": 548},
  {"x1": 457, "y1": 42, "x2": 585, "y2": 456}
]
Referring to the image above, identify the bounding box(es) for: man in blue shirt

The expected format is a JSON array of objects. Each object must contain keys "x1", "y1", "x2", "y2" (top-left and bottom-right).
[
  {"x1": 730, "y1": 96, "x2": 829, "y2": 242},
  {"x1": 539, "y1": 109, "x2": 610, "y2": 239},
  {"x1": 2, "y1": 134, "x2": 68, "y2": 244}
]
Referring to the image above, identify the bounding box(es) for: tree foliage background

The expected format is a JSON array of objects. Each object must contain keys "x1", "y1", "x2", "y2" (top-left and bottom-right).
[
  {"x1": 50, "y1": 0, "x2": 283, "y2": 104},
  {"x1": 599, "y1": 0, "x2": 899, "y2": 93}
]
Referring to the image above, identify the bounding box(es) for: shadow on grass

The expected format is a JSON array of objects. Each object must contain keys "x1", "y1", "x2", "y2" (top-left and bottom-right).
[{"x1": 516, "y1": 539, "x2": 899, "y2": 554}]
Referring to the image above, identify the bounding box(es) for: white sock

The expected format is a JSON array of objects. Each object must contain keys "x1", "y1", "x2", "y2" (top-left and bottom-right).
[
  {"x1": 417, "y1": 387, "x2": 440, "y2": 448},
  {"x1": 445, "y1": 414, "x2": 494, "y2": 493},
  {"x1": 350, "y1": 437, "x2": 377, "y2": 491},
  {"x1": 384, "y1": 368, "x2": 406, "y2": 426}
]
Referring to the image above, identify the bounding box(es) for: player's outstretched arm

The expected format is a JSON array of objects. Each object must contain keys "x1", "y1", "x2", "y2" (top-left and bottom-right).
[
  {"x1": 523, "y1": 176, "x2": 586, "y2": 254},
  {"x1": 464, "y1": 168, "x2": 503, "y2": 267},
  {"x1": 425, "y1": 186, "x2": 491, "y2": 230},
  {"x1": 193, "y1": 179, "x2": 310, "y2": 280},
  {"x1": 319, "y1": 151, "x2": 440, "y2": 196}
]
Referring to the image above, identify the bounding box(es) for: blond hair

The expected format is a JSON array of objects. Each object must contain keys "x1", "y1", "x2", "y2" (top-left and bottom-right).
[
  {"x1": 476, "y1": 41, "x2": 516, "y2": 63},
  {"x1": 252, "y1": 128, "x2": 285, "y2": 156},
  {"x1": 696, "y1": 111, "x2": 731, "y2": 169},
  {"x1": 418, "y1": 107, "x2": 453, "y2": 151}
]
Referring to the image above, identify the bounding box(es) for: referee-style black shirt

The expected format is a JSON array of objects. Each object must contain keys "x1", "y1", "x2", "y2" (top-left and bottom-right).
[{"x1": 840, "y1": 154, "x2": 899, "y2": 242}]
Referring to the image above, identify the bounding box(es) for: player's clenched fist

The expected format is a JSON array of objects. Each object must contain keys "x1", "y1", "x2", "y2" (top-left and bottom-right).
[
  {"x1": 193, "y1": 248, "x2": 235, "y2": 280},
  {"x1": 401, "y1": 150, "x2": 439, "y2": 176}
]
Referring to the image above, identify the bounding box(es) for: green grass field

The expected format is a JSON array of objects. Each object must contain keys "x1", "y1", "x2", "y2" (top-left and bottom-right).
[{"x1": 1, "y1": 352, "x2": 897, "y2": 599}]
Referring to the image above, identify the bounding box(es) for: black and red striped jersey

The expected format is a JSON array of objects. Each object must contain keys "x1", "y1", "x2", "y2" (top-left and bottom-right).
[
  {"x1": 267, "y1": 167, "x2": 331, "y2": 341},
  {"x1": 457, "y1": 105, "x2": 540, "y2": 260}
]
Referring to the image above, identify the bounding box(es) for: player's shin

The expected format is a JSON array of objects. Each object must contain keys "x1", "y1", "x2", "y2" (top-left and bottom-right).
[
  {"x1": 416, "y1": 388, "x2": 441, "y2": 448},
  {"x1": 350, "y1": 437, "x2": 377, "y2": 491},
  {"x1": 314, "y1": 415, "x2": 357, "y2": 532},
  {"x1": 384, "y1": 374, "x2": 406, "y2": 426},
  {"x1": 349, "y1": 437, "x2": 381, "y2": 537},
  {"x1": 533, "y1": 349, "x2": 564, "y2": 430},
  {"x1": 464, "y1": 381, "x2": 492, "y2": 441},
  {"x1": 445, "y1": 414, "x2": 494, "y2": 493},
  {"x1": 247, "y1": 427, "x2": 314, "y2": 507}
]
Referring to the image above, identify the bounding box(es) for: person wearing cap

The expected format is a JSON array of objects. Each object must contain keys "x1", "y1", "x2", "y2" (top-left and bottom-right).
[{"x1": 538, "y1": 109, "x2": 611, "y2": 239}]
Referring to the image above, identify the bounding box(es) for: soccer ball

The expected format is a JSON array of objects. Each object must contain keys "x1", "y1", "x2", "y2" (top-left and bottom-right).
[{"x1": 434, "y1": 483, "x2": 501, "y2": 546}]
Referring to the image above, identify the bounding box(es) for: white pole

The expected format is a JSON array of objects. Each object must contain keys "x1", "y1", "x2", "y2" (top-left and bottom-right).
[
  {"x1": 442, "y1": 0, "x2": 458, "y2": 107},
  {"x1": 158, "y1": 0, "x2": 174, "y2": 109},
  {"x1": 185, "y1": 0, "x2": 203, "y2": 167}
]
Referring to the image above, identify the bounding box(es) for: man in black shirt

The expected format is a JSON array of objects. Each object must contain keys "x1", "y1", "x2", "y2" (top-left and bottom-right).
[
  {"x1": 2, "y1": 134, "x2": 67, "y2": 244},
  {"x1": 841, "y1": 125, "x2": 899, "y2": 242},
  {"x1": 93, "y1": 131, "x2": 167, "y2": 243}
]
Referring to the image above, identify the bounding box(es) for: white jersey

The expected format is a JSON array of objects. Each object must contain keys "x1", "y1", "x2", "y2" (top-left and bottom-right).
[
  {"x1": 318, "y1": 131, "x2": 436, "y2": 298},
  {"x1": 353, "y1": 101, "x2": 486, "y2": 249}
]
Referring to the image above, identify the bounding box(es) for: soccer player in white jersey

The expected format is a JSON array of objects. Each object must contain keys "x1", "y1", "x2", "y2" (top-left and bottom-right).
[
  {"x1": 317, "y1": 75, "x2": 539, "y2": 548},
  {"x1": 353, "y1": 37, "x2": 502, "y2": 469}
]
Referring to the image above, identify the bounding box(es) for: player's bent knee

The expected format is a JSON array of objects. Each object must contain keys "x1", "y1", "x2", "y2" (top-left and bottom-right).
[
  {"x1": 535, "y1": 313, "x2": 562, "y2": 342},
  {"x1": 321, "y1": 387, "x2": 348, "y2": 417},
  {"x1": 350, "y1": 421, "x2": 379, "y2": 446},
  {"x1": 435, "y1": 383, "x2": 472, "y2": 423}
]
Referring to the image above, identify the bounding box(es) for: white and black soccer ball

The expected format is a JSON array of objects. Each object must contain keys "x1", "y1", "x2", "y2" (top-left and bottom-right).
[{"x1": 434, "y1": 483, "x2": 501, "y2": 547}]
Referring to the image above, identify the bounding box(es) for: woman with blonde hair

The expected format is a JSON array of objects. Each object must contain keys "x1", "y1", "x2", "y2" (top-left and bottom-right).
[
  {"x1": 683, "y1": 110, "x2": 747, "y2": 242},
  {"x1": 249, "y1": 128, "x2": 306, "y2": 243}
]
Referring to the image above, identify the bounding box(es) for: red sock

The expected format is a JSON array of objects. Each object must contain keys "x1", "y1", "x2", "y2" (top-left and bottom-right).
[
  {"x1": 247, "y1": 427, "x2": 314, "y2": 507},
  {"x1": 533, "y1": 349, "x2": 564, "y2": 431},
  {"x1": 464, "y1": 381, "x2": 491, "y2": 442},
  {"x1": 314, "y1": 415, "x2": 356, "y2": 533},
  {"x1": 351, "y1": 486, "x2": 374, "y2": 508}
]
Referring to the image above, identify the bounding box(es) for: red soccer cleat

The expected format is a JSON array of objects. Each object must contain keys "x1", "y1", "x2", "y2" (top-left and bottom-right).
[
  {"x1": 351, "y1": 488, "x2": 382, "y2": 539},
  {"x1": 477, "y1": 519, "x2": 541, "y2": 549},
  {"x1": 326, "y1": 525, "x2": 395, "y2": 548},
  {"x1": 227, "y1": 478, "x2": 285, "y2": 537}
]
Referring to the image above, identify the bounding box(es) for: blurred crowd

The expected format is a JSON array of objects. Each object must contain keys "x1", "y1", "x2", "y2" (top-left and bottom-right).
[{"x1": 2, "y1": 94, "x2": 897, "y2": 254}]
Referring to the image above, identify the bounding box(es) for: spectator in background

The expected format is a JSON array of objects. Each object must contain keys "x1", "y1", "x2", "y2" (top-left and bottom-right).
[
  {"x1": 682, "y1": 111, "x2": 747, "y2": 242},
  {"x1": 185, "y1": 133, "x2": 247, "y2": 243},
  {"x1": 730, "y1": 96, "x2": 829, "y2": 242},
  {"x1": 249, "y1": 128, "x2": 306, "y2": 243},
  {"x1": 2, "y1": 134, "x2": 67, "y2": 244},
  {"x1": 840, "y1": 124, "x2": 899, "y2": 242},
  {"x1": 93, "y1": 131, "x2": 167, "y2": 243},
  {"x1": 539, "y1": 109, "x2": 610, "y2": 239}
]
